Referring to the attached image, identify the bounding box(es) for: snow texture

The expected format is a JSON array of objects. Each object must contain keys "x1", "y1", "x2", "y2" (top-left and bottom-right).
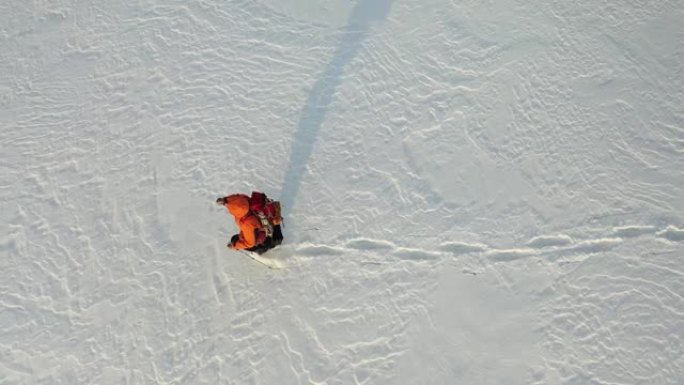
[{"x1": 2, "y1": 0, "x2": 683, "y2": 384}]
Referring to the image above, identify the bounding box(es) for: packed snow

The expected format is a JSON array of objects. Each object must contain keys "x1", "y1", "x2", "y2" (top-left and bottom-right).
[{"x1": 2, "y1": 0, "x2": 683, "y2": 384}]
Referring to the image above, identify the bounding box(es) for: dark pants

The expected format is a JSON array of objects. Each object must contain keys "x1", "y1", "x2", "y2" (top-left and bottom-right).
[{"x1": 247, "y1": 225, "x2": 283, "y2": 255}]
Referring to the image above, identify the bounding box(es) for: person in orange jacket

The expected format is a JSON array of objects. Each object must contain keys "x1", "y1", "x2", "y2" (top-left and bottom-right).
[{"x1": 217, "y1": 193, "x2": 283, "y2": 254}]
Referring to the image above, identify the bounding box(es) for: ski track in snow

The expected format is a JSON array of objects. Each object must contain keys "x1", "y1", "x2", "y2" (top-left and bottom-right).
[{"x1": 2, "y1": 0, "x2": 684, "y2": 384}]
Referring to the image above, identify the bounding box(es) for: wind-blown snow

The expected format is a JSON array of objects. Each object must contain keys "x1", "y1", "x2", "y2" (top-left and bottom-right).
[{"x1": 2, "y1": 0, "x2": 683, "y2": 384}]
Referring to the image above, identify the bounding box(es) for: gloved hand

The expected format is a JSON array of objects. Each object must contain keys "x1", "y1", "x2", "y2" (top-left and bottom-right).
[{"x1": 228, "y1": 234, "x2": 239, "y2": 249}]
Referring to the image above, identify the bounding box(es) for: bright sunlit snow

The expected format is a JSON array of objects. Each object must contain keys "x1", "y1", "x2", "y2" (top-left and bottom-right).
[{"x1": 2, "y1": 0, "x2": 683, "y2": 384}]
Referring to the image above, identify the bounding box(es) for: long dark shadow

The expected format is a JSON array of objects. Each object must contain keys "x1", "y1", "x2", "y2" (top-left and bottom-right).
[{"x1": 279, "y1": 0, "x2": 392, "y2": 216}]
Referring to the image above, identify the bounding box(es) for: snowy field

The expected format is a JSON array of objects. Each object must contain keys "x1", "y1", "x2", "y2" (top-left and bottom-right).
[{"x1": 2, "y1": 0, "x2": 683, "y2": 384}]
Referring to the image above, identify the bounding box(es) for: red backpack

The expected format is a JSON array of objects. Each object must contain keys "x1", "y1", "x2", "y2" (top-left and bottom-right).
[{"x1": 248, "y1": 192, "x2": 282, "y2": 235}]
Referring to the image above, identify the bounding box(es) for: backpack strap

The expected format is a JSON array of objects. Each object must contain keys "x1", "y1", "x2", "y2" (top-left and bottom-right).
[{"x1": 254, "y1": 210, "x2": 273, "y2": 237}]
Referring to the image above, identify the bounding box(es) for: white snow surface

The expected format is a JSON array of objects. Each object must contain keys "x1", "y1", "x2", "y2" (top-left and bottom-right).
[{"x1": 2, "y1": 0, "x2": 683, "y2": 384}]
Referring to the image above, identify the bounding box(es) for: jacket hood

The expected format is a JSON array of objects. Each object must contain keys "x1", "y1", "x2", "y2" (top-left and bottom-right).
[{"x1": 226, "y1": 194, "x2": 250, "y2": 218}]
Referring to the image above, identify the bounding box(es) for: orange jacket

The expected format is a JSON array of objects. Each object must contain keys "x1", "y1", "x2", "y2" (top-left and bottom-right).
[{"x1": 224, "y1": 194, "x2": 265, "y2": 250}]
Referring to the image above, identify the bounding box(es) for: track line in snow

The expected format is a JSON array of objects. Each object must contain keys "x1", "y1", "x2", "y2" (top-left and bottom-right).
[
  {"x1": 657, "y1": 225, "x2": 684, "y2": 242},
  {"x1": 438, "y1": 241, "x2": 486, "y2": 255},
  {"x1": 611, "y1": 225, "x2": 658, "y2": 238},
  {"x1": 525, "y1": 234, "x2": 573, "y2": 248},
  {"x1": 285, "y1": 223, "x2": 684, "y2": 269}
]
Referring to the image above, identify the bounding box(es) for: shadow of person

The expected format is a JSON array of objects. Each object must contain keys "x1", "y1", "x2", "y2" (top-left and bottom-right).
[{"x1": 279, "y1": 0, "x2": 393, "y2": 217}]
